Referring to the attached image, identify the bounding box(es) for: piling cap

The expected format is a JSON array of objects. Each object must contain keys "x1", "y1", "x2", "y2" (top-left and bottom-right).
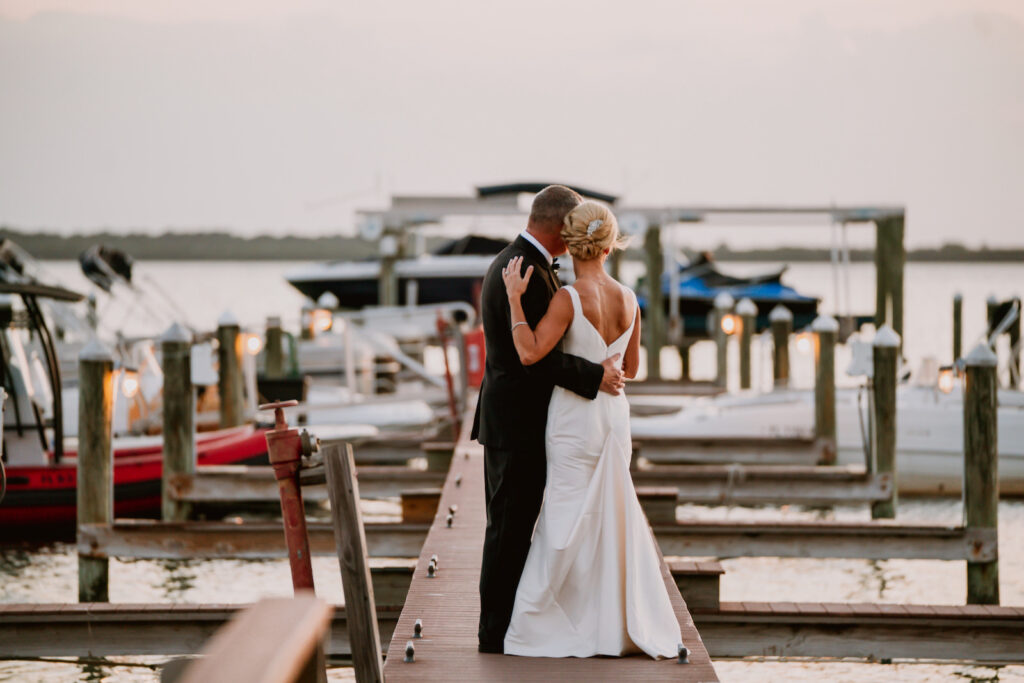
[
  {"x1": 811, "y1": 315, "x2": 839, "y2": 333},
  {"x1": 768, "y1": 304, "x2": 793, "y2": 322},
  {"x1": 266, "y1": 315, "x2": 282, "y2": 328},
  {"x1": 317, "y1": 291, "x2": 340, "y2": 309},
  {"x1": 735, "y1": 298, "x2": 757, "y2": 316},
  {"x1": 953, "y1": 292, "x2": 963, "y2": 302},
  {"x1": 713, "y1": 292, "x2": 735, "y2": 310},
  {"x1": 964, "y1": 342, "x2": 998, "y2": 367},
  {"x1": 160, "y1": 321, "x2": 192, "y2": 344},
  {"x1": 872, "y1": 324, "x2": 901, "y2": 348},
  {"x1": 79, "y1": 338, "x2": 113, "y2": 362},
  {"x1": 217, "y1": 309, "x2": 239, "y2": 327},
  {"x1": 987, "y1": 294, "x2": 998, "y2": 304}
]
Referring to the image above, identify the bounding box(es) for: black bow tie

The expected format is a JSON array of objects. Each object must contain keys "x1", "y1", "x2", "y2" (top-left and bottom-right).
[{"x1": 551, "y1": 259, "x2": 560, "y2": 272}]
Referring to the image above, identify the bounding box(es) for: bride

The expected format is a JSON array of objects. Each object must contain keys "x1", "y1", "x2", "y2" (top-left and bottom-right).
[{"x1": 499, "y1": 200, "x2": 682, "y2": 659}]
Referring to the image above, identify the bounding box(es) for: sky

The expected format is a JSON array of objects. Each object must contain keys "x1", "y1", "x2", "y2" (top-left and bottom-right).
[{"x1": 1, "y1": 0, "x2": 1022, "y2": 248}]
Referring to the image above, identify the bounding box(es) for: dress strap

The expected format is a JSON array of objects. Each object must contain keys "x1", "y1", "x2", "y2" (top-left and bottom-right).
[{"x1": 564, "y1": 284, "x2": 582, "y2": 317}]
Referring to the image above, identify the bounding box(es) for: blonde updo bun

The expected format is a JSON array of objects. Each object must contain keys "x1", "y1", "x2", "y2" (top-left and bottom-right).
[{"x1": 561, "y1": 201, "x2": 626, "y2": 261}]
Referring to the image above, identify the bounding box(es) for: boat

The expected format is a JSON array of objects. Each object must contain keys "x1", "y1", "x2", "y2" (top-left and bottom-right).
[
  {"x1": 285, "y1": 235, "x2": 508, "y2": 310},
  {"x1": 637, "y1": 253, "x2": 821, "y2": 338},
  {"x1": 0, "y1": 426, "x2": 270, "y2": 534},
  {"x1": 628, "y1": 383, "x2": 1024, "y2": 496}
]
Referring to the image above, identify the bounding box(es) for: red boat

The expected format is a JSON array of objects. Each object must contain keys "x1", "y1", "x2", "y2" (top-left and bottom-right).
[
  {"x1": 1, "y1": 426, "x2": 269, "y2": 534},
  {"x1": 0, "y1": 276, "x2": 271, "y2": 538}
]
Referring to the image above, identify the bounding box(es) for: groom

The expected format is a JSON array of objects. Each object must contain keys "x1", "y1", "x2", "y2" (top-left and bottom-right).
[{"x1": 471, "y1": 184, "x2": 625, "y2": 653}]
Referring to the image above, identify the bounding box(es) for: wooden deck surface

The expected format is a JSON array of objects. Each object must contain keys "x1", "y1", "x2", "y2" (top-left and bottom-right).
[{"x1": 381, "y1": 421, "x2": 719, "y2": 681}]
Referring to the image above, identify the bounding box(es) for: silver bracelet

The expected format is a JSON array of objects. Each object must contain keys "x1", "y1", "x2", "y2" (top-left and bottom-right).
[{"x1": 511, "y1": 321, "x2": 529, "y2": 332}]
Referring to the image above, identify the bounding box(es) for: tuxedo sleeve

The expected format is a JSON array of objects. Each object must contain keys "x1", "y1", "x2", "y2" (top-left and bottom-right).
[{"x1": 519, "y1": 274, "x2": 603, "y2": 400}]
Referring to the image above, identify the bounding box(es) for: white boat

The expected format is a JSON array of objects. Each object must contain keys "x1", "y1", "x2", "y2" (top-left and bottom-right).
[{"x1": 629, "y1": 384, "x2": 1024, "y2": 495}]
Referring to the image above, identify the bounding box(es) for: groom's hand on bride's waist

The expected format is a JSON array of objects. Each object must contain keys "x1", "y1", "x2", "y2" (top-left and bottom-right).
[{"x1": 599, "y1": 354, "x2": 625, "y2": 396}]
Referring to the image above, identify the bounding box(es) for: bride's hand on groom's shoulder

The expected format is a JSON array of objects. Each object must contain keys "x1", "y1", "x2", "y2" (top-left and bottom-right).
[{"x1": 502, "y1": 256, "x2": 533, "y2": 299}]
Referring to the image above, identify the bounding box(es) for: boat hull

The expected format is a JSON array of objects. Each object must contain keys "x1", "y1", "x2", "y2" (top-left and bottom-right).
[{"x1": 0, "y1": 427, "x2": 270, "y2": 536}]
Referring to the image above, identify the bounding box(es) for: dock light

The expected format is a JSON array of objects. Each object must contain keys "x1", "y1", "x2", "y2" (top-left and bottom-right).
[
  {"x1": 120, "y1": 369, "x2": 140, "y2": 399},
  {"x1": 244, "y1": 333, "x2": 263, "y2": 356},
  {"x1": 720, "y1": 314, "x2": 738, "y2": 336},
  {"x1": 312, "y1": 308, "x2": 333, "y2": 333},
  {"x1": 796, "y1": 332, "x2": 812, "y2": 354},
  {"x1": 938, "y1": 366, "x2": 956, "y2": 394}
]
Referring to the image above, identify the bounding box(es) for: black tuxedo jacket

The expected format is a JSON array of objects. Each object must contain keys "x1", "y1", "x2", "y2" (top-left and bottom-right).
[{"x1": 470, "y1": 236, "x2": 603, "y2": 450}]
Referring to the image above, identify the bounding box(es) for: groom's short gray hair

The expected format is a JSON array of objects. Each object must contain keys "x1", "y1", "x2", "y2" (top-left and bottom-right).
[{"x1": 528, "y1": 185, "x2": 583, "y2": 234}]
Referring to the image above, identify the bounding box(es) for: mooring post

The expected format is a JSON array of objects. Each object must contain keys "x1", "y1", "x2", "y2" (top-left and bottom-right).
[
  {"x1": 643, "y1": 224, "x2": 664, "y2": 380},
  {"x1": 264, "y1": 316, "x2": 286, "y2": 379},
  {"x1": 952, "y1": 293, "x2": 963, "y2": 362},
  {"x1": 78, "y1": 339, "x2": 114, "y2": 602},
  {"x1": 379, "y1": 233, "x2": 401, "y2": 307},
  {"x1": 874, "y1": 214, "x2": 905, "y2": 342},
  {"x1": 769, "y1": 305, "x2": 793, "y2": 389},
  {"x1": 871, "y1": 325, "x2": 900, "y2": 519},
  {"x1": 217, "y1": 310, "x2": 245, "y2": 428},
  {"x1": 736, "y1": 298, "x2": 757, "y2": 390},
  {"x1": 324, "y1": 443, "x2": 384, "y2": 682},
  {"x1": 713, "y1": 293, "x2": 734, "y2": 389},
  {"x1": 964, "y1": 342, "x2": 1000, "y2": 605},
  {"x1": 813, "y1": 315, "x2": 839, "y2": 465},
  {"x1": 161, "y1": 322, "x2": 195, "y2": 523}
]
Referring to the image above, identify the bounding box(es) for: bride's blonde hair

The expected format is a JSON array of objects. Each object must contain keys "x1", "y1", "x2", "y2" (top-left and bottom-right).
[{"x1": 561, "y1": 201, "x2": 627, "y2": 261}]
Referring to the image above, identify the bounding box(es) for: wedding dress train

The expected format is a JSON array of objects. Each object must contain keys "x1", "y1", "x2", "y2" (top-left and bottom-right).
[{"x1": 504, "y1": 285, "x2": 682, "y2": 659}]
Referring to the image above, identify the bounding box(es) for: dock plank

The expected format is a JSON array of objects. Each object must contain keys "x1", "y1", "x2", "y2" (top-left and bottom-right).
[{"x1": 381, "y1": 418, "x2": 719, "y2": 681}]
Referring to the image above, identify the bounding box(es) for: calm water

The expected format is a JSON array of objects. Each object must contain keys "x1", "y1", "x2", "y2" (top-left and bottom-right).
[{"x1": 3, "y1": 260, "x2": 1024, "y2": 681}]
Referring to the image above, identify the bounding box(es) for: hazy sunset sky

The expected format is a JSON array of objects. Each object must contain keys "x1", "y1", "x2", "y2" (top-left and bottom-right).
[{"x1": 1, "y1": 0, "x2": 1022, "y2": 248}]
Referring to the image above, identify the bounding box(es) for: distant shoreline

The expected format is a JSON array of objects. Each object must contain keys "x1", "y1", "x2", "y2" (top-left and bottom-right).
[{"x1": 3, "y1": 228, "x2": 1022, "y2": 263}]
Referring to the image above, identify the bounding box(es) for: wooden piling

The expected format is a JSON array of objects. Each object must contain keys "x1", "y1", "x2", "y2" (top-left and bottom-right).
[
  {"x1": 953, "y1": 293, "x2": 963, "y2": 362},
  {"x1": 769, "y1": 305, "x2": 793, "y2": 389},
  {"x1": 78, "y1": 340, "x2": 114, "y2": 603},
  {"x1": 216, "y1": 311, "x2": 245, "y2": 428},
  {"x1": 736, "y1": 298, "x2": 756, "y2": 390},
  {"x1": 161, "y1": 323, "x2": 195, "y2": 523},
  {"x1": 324, "y1": 443, "x2": 385, "y2": 682},
  {"x1": 874, "y1": 215, "x2": 905, "y2": 341},
  {"x1": 870, "y1": 325, "x2": 900, "y2": 520},
  {"x1": 813, "y1": 315, "x2": 839, "y2": 465},
  {"x1": 379, "y1": 234, "x2": 401, "y2": 307},
  {"x1": 713, "y1": 293, "x2": 734, "y2": 389},
  {"x1": 964, "y1": 342, "x2": 1000, "y2": 605},
  {"x1": 643, "y1": 224, "x2": 664, "y2": 380},
  {"x1": 264, "y1": 316, "x2": 286, "y2": 379}
]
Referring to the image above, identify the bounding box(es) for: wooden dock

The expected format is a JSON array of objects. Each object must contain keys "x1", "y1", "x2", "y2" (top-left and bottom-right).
[{"x1": 381, "y1": 428, "x2": 719, "y2": 681}]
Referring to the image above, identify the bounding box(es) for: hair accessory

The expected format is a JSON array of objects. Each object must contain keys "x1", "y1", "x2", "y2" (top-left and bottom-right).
[{"x1": 587, "y1": 219, "x2": 603, "y2": 235}]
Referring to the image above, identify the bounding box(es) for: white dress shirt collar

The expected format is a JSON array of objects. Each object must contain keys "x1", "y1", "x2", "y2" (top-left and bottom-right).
[{"x1": 520, "y1": 230, "x2": 553, "y2": 266}]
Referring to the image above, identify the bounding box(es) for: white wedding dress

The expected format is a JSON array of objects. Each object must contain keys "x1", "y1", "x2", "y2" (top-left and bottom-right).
[{"x1": 504, "y1": 285, "x2": 682, "y2": 659}]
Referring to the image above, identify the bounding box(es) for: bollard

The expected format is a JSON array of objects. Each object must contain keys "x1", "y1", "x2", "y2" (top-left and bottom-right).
[
  {"x1": 677, "y1": 644, "x2": 690, "y2": 664},
  {"x1": 964, "y1": 343, "x2": 999, "y2": 604},
  {"x1": 161, "y1": 323, "x2": 195, "y2": 522},
  {"x1": 78, "y1": 340, "x2": 114, "y2": 602},
  {"x1": 952, "y1": 293, "x2": 963, "y2": 362},
  {"x1": 261, "y1": 401, "x2": 316, "y2": 593},
  {"x1": 870, "y1": 325, "x2": 900, "y2": 519},
  {"x1": 414, "y1": 619, "x2": 423, "y2": 638},
  {"x1": 812, "y1": 315, "x2": 839, "y2": 465},
  {"x1": 769, "y1": 305, "x2": 793, "y2": 389},
  {"x1": 713, "y1": 293, "x2": 734, "y2": 389},
  {"x1": 643, "y1": 224, "x2": 664, "y2": 380},
  {"x1": 264, "y1": 316, "x2": 285, "y2": 379},
  {"x1": 736, "y1": 298, "x2": 757, "y2": 390},
  {"x1": 404, "y1": 641, "x2": 415, "y2": 663},
  {"x1": 216, "y1": 310, "x2": 245, "y2": 428}
]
